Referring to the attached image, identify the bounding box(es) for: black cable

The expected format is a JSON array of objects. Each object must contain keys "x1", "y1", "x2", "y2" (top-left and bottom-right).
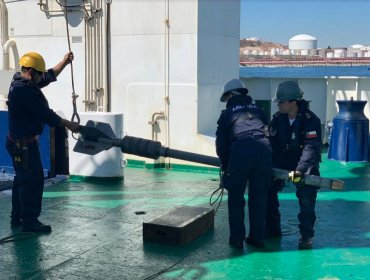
[
  {"x1": 209, "y1": 187, "x2": 224, "y2": 214},
  {"x1": 142, "y1": 214, "x2": 214, "y2": 280},
  {"x1": 143, "y1": 171, "x2": 221, "y2": 280},
  {"x1": 209, "y1": 169, "x2": 224, "y2": 214},
  {"x1": 143, "y1": 256, "x2": 187, "y2": 280}
]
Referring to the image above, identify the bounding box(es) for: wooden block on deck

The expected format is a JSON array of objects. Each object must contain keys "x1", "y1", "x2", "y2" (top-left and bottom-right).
[{"x1": 143, "y1": 206, "x2": 214, "y2": 246}]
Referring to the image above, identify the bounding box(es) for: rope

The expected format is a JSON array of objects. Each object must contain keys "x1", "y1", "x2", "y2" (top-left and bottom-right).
[
  {"x1": 62, "y1": 0, "x2": 80, "y2": 124},
  {"x1": 209, "y1": 168, "x2": 224, "y2": 214}
]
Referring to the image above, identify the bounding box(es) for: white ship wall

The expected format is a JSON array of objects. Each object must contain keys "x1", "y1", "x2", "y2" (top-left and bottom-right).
[
  {"x1": 110, "y1": 0, "x2": 241, "y2": 163},
  {"x1": 1, "y1": 0, "x2": 241, "y2": 167}
]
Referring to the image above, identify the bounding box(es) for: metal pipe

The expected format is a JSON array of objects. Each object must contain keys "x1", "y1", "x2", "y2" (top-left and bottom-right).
[
  {"x1": 164, "y1": 0, "x2": 170, "y2": 150},
  {"x1": 149, "y1": 111, "x2": 165, "y2": 140},
  {"x1": 0, "y1": 0, "x2": 8, "y2": 46},
  {"x1": 160, "y1": 147, "x2": 220, "y2": 167},
  {"x1": 95, "y1": 17, "x2": 99, "y2": 108},
  {"x1": 2, "y1": 39, "x2": 19, "y2": 70},
  {"x1": 97, "y1": 0, "x2": 102, "y2": 110},
  {"x1": 1, "y1": 1, "x2": 19, "y2": 71},
  {"x1": 38, "y1": 0, "x2": 84, "y2": 16},
  {"x1": 86, "y1": 15, "x2": 93, "y2": 110},
  {"x1": 82, "y1": 0, "x2": 106, "y2": 112},
  {"x1": 88, "y1": 18, "x2": 93, "y2": 110},
  {"x1": 84, "y1": 16, "x2": 88, "y2": 110},
  {"x1": 92, "y1": 0, "x2": 97, "y2": 110},
  {"x1": 105, "y1": 0, "x2": 112, "y2": 112}
]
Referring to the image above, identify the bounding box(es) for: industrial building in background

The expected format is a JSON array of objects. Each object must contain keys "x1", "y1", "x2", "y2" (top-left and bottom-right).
[{"x1": 241, "y1": 34, "x2": 370, "y2": 58}]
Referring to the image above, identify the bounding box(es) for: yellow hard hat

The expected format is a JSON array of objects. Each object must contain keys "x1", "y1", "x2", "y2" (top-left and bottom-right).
[{"x1": 19, "y1": 52, "x2": 46, "y2": 72}]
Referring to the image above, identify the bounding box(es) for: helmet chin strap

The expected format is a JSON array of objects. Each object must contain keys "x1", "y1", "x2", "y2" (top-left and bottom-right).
[
  {"x1": 224, "y1": 90, "x2": 243, "y2": 102},
  {"x1": 230, "y1": 90, "x2": 242, "y2": 96},
  {"x1": 29, "y1": 69, "x2": 41, "y2": 84}
]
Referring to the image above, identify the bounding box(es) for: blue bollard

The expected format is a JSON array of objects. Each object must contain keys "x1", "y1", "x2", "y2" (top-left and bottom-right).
[{"x1": 328, "y1": 99, "x2": 369, "y2": 162}]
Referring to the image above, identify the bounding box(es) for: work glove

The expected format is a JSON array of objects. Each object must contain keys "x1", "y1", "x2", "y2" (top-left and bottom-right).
[{"x1": 289, "y1": 171, "x2": 304, "y2": 187}]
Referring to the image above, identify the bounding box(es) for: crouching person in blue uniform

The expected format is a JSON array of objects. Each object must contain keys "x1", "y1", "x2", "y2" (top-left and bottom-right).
[
  {"x1": 266, "y1": 81, "x2": 322, "y2": 249},
  {"x1": 6, "y1": 52, "x2": 80, "y2": 233},
  {"x1": 216, "y1": 79, "x2": 272, "y2": 249}
]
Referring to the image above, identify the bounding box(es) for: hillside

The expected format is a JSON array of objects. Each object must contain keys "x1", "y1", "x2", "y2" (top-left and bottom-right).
[{"x1": 240, "y1": 37, "x2": 288, "y2": 57}]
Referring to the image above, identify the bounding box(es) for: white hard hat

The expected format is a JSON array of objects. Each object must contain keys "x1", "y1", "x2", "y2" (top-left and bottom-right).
[{"x1": 220, "y1": 79, "x2": 248, "y2": 102}]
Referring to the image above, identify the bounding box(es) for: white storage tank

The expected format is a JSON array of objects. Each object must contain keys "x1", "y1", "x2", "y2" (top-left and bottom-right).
[
  {"x1": 301, "y1": 49, "x2": 309, "y2": 56},
  {"x1": 326, "y1": 52, "x2": 334, "y2": 58},
  {"x1": 69, "y1": 112, "x2": 124, "y2": 178},
  {"x1": 349, "y1": 44, "x2": 365, "y2": 50},
  {"x1": 334, "y1": 49, "x2": 345, "y2": 58},
  {"x1": 347, "y1": 51, "x2": 356, "y2": 58},
  {"x1": 289, "y1": 34, "x2": 317, "y2": 50}
]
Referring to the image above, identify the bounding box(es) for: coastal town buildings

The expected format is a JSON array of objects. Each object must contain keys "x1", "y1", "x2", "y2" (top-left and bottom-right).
[{"x1": 240, "y1": 34, "x2": 370, "y2": 64}]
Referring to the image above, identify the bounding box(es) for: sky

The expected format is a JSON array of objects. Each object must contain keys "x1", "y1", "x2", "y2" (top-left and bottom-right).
[{"x1": 240, "y1": 0, "x2": 370, "y2": 48}]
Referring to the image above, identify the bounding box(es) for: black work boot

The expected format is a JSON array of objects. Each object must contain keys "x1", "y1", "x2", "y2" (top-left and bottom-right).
[
  {"x1": 298, "y1": 235, "x2": 313, "y2": 249},
  {"x1": 10, "y1": 215, "x2": 22, "y2": 226},
  {"x1": 229, "y1": 240, "x2": 244, "y2": 250},
  {"x1": 22, "y1": 219, "x2": 52, "y2": 233},
  {"x1": 245, "y1": 236, "x2": 265, "y2": 248},
  {"x1": 265, "y1": 229, "x2": 282, "y2": 239}
]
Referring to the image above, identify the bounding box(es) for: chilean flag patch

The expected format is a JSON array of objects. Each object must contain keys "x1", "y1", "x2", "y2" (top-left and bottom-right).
[{"x1": 306, "y1": 131, "x2": 317, "y2": 138}]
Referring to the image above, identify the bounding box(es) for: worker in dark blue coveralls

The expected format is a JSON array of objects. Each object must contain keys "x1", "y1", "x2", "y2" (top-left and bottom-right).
[
  {"x1": 216, "y1": 79, "x2": 272, "y2": 249},
  {"x1": 6, "y1": 51, "x2": 80, "y2": 233},
  {"x1": 266, "y1": 80, "x2": 322, "y2": 249}
]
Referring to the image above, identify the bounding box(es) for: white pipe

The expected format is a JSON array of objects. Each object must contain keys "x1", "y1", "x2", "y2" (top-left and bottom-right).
[
  {"x1": 85, "y1": 14, "x2": 93, "y2": 111},
  {"x1": 94, "y1": 0, "x2": 99, "y2": 109},
  {"x1": 89, "y1": 19, "x2": 94, "y2": 111},
  {"x1": 104, "y1": 0, "x2": 112, "y2": 111},
  {"x1": 86, "y1": 18, "x2": 90, "y2": 109},
  {"x1": 0, "y1": 0, "x2": 8, "y2": 46},
  {"x1": 3, "y1": 39, "x2": 19, "y2": 70},
  {"x1": 93, "y1": 0, "x2": 98, "y2": 109},
  {"x1": 93, "y1": 0, "x2": 105, "y2": 112},
  {"x1": 90, "y1": 7, "x2": 95, "y2": 109},
  {"x1": 0, "y1": 0, "x2": 19, "y2": 71},
  {"x1": 83, "y1": 0, "x2": 108, "y2": 112},
  {"x1": 98, "y1": 0, "x2": 104, "y2": 111},
  {"x1": 88, "y1": 19, "x2": 92, "y2": 110},
  {"x1": 164, "y1": 0, "x2": 170, "y2": 152},
  {"x1": 84, "y1": 17, "x2": 88, "y2": 111}
]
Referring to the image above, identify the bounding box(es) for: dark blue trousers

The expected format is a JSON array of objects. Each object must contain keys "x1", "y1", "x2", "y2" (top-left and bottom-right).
[
  {"x1": 224, "y1": 138, "x2": 272, "y2": 244},
  {"x1": 6, "y1": 138, "x2": 44, "y2": 222},
  {"x1": 296, "y1": 183, "x2": 318, "y2": 237}
]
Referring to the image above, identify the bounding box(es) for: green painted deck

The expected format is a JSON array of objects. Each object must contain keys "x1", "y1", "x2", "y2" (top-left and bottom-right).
[{"x1": 1, "y1": 153, "x2": 370, "y2": 280}]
